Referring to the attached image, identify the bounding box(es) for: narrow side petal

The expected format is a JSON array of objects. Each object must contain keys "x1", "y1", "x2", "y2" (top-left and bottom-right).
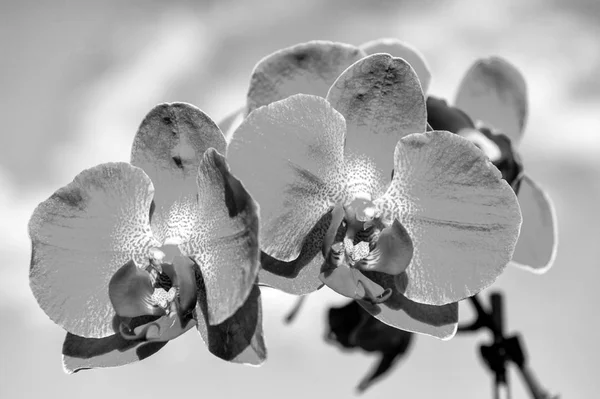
[
  {"x1": 455, "y1": 57, "x2": 528, "y2": 144},
  {"x1": 196, "y1": 283, "x2": 266, "y2": 366},
  {"x1": 358, "y1": 273, "x2": 458, "y2": 339},
  {"x1": 246, "y1": 41, "x2": 367, "y2": 114},
  {"x1": 227, "y1": 94, "x2": 346, "y2": 262},
  {"x1": 181, "y1": 149, "x2": 260, "y2": 325},
  {"x1": 28, "y1": 163, "x2": 159, "y2": 338},
  {"x1": 375, "y1": 131, "x2": 522, "y2": 305},
  {"x1": 131, "y1": 102, "x2": 226, "y2": 243},
  {"x1": 327, "y1": 54, "x2": 427, "y2": 178},
  {"x1": 62, "y1": 332, "x2": 168, "y2": 374},
  {"x1": 511, "y1": 175, "x2": 558, "y2": 273},
  {"x1": 360, "y1": 38, "x2": 432, "y2": 93}
]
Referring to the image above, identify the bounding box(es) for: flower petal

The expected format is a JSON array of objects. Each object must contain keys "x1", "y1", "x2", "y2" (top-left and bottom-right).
[
  {"x1": 258, "y1": 211, "x2": 334, "y2": 295},
  {"x1": 426, "y1": 96, "x2": 475, "y2": 132},
  {"x1": 62, "y1": 332, "x2": 168, "y2": 374},
  {"x1": 131, "y1": 102, "x2": 226, "y2": 244},
  {"x1": 246, "y1": 41, "x2": 367, "y2": 114},
  {"x1": 196, "y1": 283, "x2": 266, "y2": 366},
  {"x1": 319, "y1": 265, "x2": 387, "y2": 301},
  {"x1": 180, "y1": 149, "x2": 260, "y2": 325},
  {"x1": 511, "y1": 175, "x2": 558, "y2": 273},
  {"x1": 218, "y1": 106, "x2": 246, "y2": 143},
  {"x1": 360, "y1": 38, "x2": 432, "y2": 93},
  {"x1": 108, "y1": 260, "x2": 164, "y2": 318},
  {"x1": 227, "y1": 94, "x2": 346, "y2": 262},
  {"x1": 29, "y1": 163, "x2": 159, "y2": 338},
  {"x1": 455, "y1": 57, "x2": 528, "y2": 144},
  {"x1": 356, "y1": 219, "x2": 414, "y2": 275},
  {"x1": 375, "y1": 131, "x2": 522, "y2": 305},
  {"x1": 327, "y1": 54, "x2": 427, "y2": 177},
  {"x1": 358, "y1": 273, "x2": 458, "y2": 339}
]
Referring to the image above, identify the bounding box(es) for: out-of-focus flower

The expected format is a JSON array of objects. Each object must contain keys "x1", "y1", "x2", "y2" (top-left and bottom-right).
[
  {"x1": 227, "y1": 49, "x2": 522, "y2": 339},
  {"x1": 427, "y1": 57, "x2": 558, "y2": 273},
  {"x1": 29, "y1": 103, "x2": 265, "y2": 372},
  {"x1": 327, "y1": 300, "x2": 414, "y2": 393}
]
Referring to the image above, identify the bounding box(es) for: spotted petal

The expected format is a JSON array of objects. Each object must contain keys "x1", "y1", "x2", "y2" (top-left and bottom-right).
[
  {"x1": 511, "y1": 175, "x2": 558, "y2": 272},
  {"x1": 358, "y1": 273, "x2": 458, "y2": 339},
  {"x1": 327, "y1": 54, "x2": 427, "y2": 178},
  {"x1": 196, "y1": 283, "x2": 266, "y2": 366},
  {"x1": 246, "y1": 41, "x2": 367, "y2": 114},
  {"x1": 455, "y1": 57, "x2": 528, "y2": 144},
  {"x1": 180, "y1": 149, "x2": 260, "y2": 325},
  {"x1": 227, "y1": 94, "x2": 346, "y2": 263},
  {"x1": 131, "y1": 102, "x2": 226, "y2": 244},
  {"x1": 29, "y1": 163, "x2": 159, "y2": 338},
  {"x1": 360, "y1": 38, "x2": 432, "y2": 93},
  {"x1": 62, "y1": 332, "x2": 168, "y2": 374},
  {"x1": 375, "y1": 131, "x2": 522, "y2": 305}
]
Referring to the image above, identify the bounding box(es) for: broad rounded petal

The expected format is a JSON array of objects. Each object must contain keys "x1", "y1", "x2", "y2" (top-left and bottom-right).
[
  {"x1": 181, "y1": 149, "x2": 260, "y2": 325},
  {"x1": 258, "y1": 211, "x2": 334, "y2": 295},
  {"x1": 375, "y1": 131, "x2": 522, "y2": 305},
  {"x1": 246, "y1": 41, "x2": 367, "y2": 114},
  {"x1": 131, "y1": 102, "x2": 227, "y2": 244},
  {"x1": 455, "y1": 57, "x2": 528, "y2": 144},
  {"x1": 62, "y1": 332, "x2": 168, "y2": 374},
  {"x1": 196, "y1": 284, "x2": 266, "y2": 366},
  {"x1": 29, "y1": 163, "x2": 160, "y2": 338},
  {"x1": 358, "y1": 273, "x2": 458, "y2": 339},
  {"x1": 511, "y1": 175, "x2": 558, "y2": 273},
  {"x1": 327, "y1": 54, "x2": 427, "y2": 177},
  {"x1": 218, "y1": 106, "x2": 246, "y2": 143},
  {"x1": 360, "y1": 38, "x2": 432, "y2": 93},
  {"x1": 227, "y1": 94, "x2": 346, "y2": 262},
  {"x1": 356, "y1": 220, "x2": 413, "y2": 275}
]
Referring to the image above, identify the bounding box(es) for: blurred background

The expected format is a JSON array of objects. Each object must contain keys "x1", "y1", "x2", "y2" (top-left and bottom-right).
[{"x1": 1, "y1": 0, "x2": 599, "y2": 398}]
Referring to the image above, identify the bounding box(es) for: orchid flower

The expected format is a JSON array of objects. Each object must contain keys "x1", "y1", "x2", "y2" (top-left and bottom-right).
[
  {"x1": 427, "y1": 57, "x2": 558, "y2": 273},
  {"x1": 226, "y1": 50, "x2": 522, "y2": 339},
  {"x1": 29, "y1": 103, "x2": 265, "y2": 372}
]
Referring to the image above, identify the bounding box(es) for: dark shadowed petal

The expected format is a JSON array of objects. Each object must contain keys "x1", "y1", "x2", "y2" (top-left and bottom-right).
[
  {"x1": 360, "y1": 38, "x2": 432, "y2": 93},
  {"x1": 62, "y1": 332, "x2": 168, "y2": 374},
  {"x1": 196, "y1": 282, "x2": 266, "y2": 366},
  {"x1": 511, "y1": 175, "x2": 558, "y2": 273},
  {"x1": 426, "y1": 96, "x2": 475, "y2": 132},
  {"x1": 246, "y1": 41, "x2": 367, "y2": 114},
  {"x1": 108, "y1": 260, "x2": 163, "y2": 318},
  {"x1": 29, "y1": 163, "x2": 160, "y2": 338},
  {"x1": 455, "y1": 57, "x2": 528, "y2": 144},
  {"x1": 227, "y1": 94, "x2": 346, "y2": 263},
  {"x1": 131, "y1": 102, "x2": 227, "y2": 244},
  {"x1": 358, "y1": 273, "x2": 458, "y2": 339},
  {"x1": 375, "y1": 131, "x2": 522, "y2": 305},
  {"x1": 218, "y1": 106, "x2": 246, "y2": 143},
  {"x1": 181, "y1": 149, "x2": 260, "y2": 325},
  {"x1": 327, "y1": 54, "x2": 427, "y2": 178},
  {"x1": 356, "y1": 219, "x2": 413, "y2": 275}
]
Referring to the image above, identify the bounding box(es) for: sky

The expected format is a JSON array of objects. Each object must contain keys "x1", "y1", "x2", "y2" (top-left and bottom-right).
[{"x1": 1, "y1": 0, "x2": 599, "y2": 398}]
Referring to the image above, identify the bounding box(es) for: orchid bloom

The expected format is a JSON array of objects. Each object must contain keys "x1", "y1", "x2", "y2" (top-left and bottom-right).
[
  {"x1": 427, "y1": 57, "x2": 558, "y2": 273},
  {"x1": 29, "y1": 103, "x2": 265, "y2": 372},
  {"x1": 226, "y1": 48, "x2": 522, "y2": 339}
]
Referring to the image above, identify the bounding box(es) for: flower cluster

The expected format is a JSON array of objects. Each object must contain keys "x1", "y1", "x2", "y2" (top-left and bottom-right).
[{"x1": 28, "y1": 37, "x2": 557, "y2": 373}]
